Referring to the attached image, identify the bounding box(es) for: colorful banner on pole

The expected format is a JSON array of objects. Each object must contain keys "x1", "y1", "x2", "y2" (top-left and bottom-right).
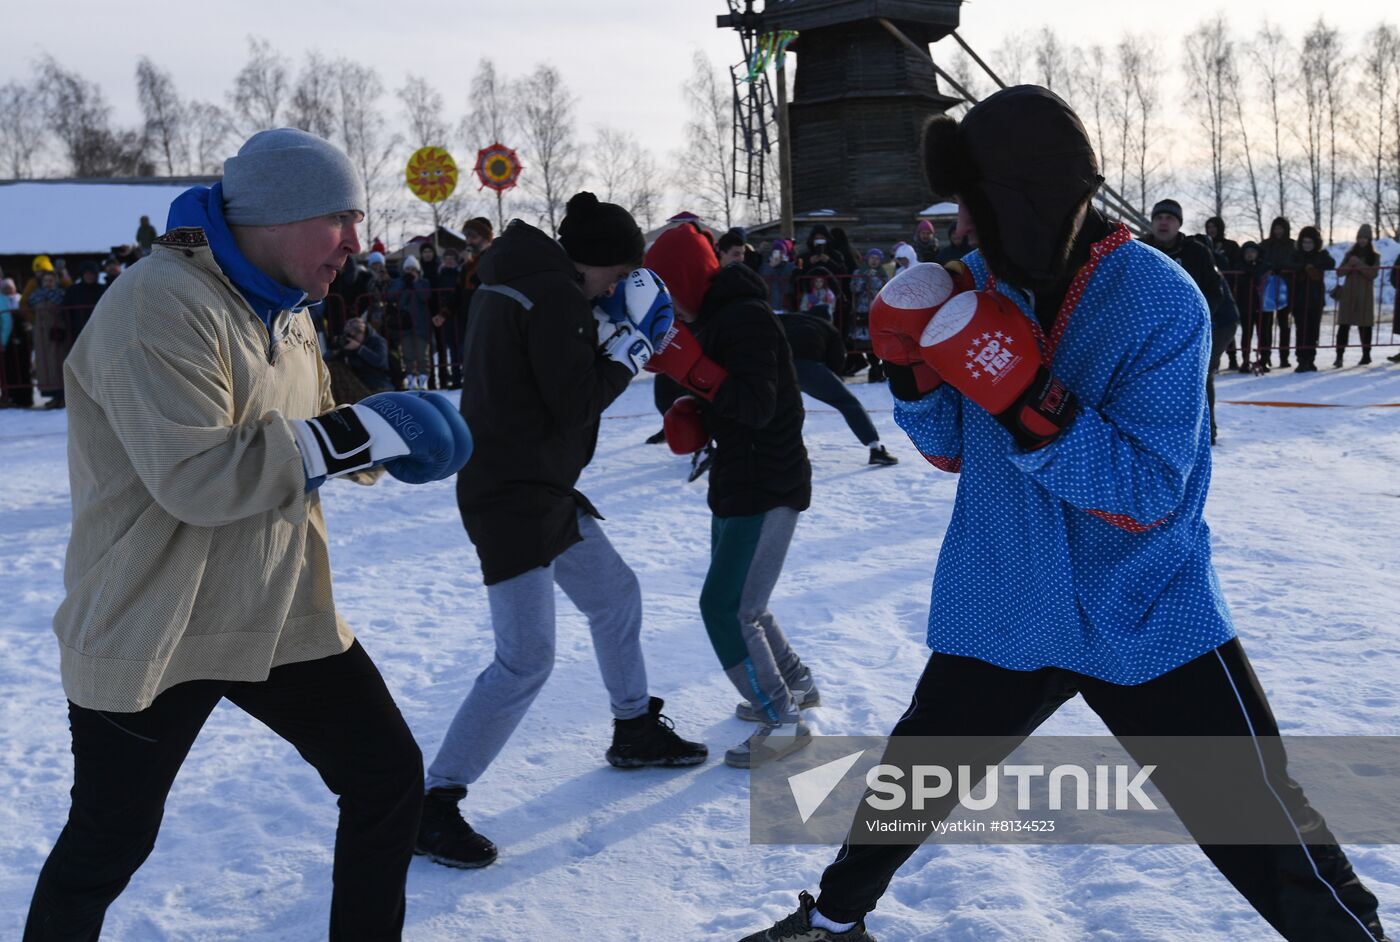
[
  {"x1": 474, "y1": 143, "x2": 523, "y2": 192},
  {"x1": 406, "y1": 147, "x2": 458, "y2": 203}
]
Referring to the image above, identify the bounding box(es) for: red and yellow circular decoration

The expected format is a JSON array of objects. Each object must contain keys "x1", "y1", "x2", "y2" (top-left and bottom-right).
[
  {"x1": 474, "y1": 143, "x2": 522, "y2": 192},
  {"x1": 406, "y1": 146, "x2": 458, "y2": 203}
]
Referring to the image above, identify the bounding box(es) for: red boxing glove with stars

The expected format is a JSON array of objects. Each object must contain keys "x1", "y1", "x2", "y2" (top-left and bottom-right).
[{"x1": 918, "y1": 290, "x2": 1078, "y2": 450}]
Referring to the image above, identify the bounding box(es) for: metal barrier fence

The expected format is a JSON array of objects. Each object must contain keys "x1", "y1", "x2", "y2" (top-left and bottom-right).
[{"x1": 2, "y1": 266, "x2": 1397, "y2": 404}]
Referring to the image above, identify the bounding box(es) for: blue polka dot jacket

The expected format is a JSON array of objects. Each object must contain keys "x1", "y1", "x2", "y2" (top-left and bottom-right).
[{"x1": 894, "y1": 226, "x2": 1236, "y2": 684}]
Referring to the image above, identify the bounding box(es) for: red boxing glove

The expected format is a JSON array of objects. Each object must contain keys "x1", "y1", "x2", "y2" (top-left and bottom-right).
[
  {"x1": 919, "y1": 290, "x2": 1077, "y2": 450},
  {"x1": 663, "y1": 395, "x2": 709, "y2": 455},
  {"x1": 645, "y1": 321, "x2": 728, "y2": 401},
  {"x1": 869, "y1": 262, "x2": 959, "y2": 366},
  {"x1": 943, "y1": 260, "x2": 977, "y2": 294}
]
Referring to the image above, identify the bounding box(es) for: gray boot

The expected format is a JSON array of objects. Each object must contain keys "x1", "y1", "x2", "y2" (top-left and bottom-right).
[
  {"x1": 737, "y1": 666, "x2": 820, "y2": 722},
  {"x1": 724, "y1": 716, "x2": 812, "y2": 768}
]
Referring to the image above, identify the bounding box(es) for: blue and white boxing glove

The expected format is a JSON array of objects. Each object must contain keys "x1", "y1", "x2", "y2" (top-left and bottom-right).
[
  {"x1": 291, "y1": 391, "x2": 472, "y2": 488},
  {"x1": 617, "y1": 268, "x2": 676, "y2": 348},
  {"x1": 595, "y1": 269, "x2": 676, "y2": 347},
  {"x1": 593, "y1": 289, "x2": 631, "y2": 347},
  {"x1": 602, "y1": 321, "x2": 653, "y2": 376}
]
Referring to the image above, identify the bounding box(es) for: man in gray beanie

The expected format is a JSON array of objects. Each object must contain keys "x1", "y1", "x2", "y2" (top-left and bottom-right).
[{"x1": 23, "y1": 128, "x2": 472, "y2": 941}]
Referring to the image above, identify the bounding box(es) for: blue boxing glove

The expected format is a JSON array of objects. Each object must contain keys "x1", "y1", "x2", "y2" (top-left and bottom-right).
[
  {"x1": 291, "y1": 391, "x2": 472, "y2": 487},
  {"x1": 598, "y1": 268, "x2": 676, "y2": 348}
]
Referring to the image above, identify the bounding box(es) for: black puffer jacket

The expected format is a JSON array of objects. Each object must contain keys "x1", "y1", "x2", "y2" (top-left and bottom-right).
[
  {"x1": 1142, "y1": 232, "x2": 1222, "y2": 314},
  {"x1": 455, "y1": 220, "x2": 632, "y2": 585},
  {"x1": 778, "y1": 311, "x2": 846, "y2": 372},
  {"x1": 694, "y1": 264, "x2": 811, "y2": 518}
]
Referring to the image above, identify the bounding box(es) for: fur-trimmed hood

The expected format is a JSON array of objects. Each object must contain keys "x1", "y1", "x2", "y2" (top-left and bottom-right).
[{"x1": 921, "y1": 85, "x2": 1101, "y2": 290}]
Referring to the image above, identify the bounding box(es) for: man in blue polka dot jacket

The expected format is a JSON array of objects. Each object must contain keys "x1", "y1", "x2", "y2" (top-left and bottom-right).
[{"x1": 737, "y1": 86, "x2": 1390, "y2": 942}]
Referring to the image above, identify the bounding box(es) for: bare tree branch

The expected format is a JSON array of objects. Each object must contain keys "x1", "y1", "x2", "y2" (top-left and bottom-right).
[
  {"x1": 288, "y1": 52, "x2": 339, "y2": 141},
  {"x1": 136, "y1": 57, "x2": 187, "y2": 176},
  {"x1": 0, "y1": 79, "x2": 48, "y2": 177},
  {"x1": 229, "y1": 36, "x2": 288, "y2": 135},
  {"x1": 517, "y1": 64, "x2": 581, "y2": 237}
]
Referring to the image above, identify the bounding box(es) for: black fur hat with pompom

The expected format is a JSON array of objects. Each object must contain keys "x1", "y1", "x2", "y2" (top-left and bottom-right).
[
  {"x1": 921, "y1": 86, "x2": 1102, "y2": 289},
  {"x1": 558, "y1": 191, "x2": 644, "y2": 266}
]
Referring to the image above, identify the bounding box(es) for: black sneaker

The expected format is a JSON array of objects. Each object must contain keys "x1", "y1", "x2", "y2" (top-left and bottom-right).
[
  {"x1": 606, "y1": 697, "x2": 708, "y2": 768},
  {"x1": 867, "y1": 445, "x2": 898, "y2": 467},
  {"x1": 414, "y1": 786, "x2": 498, "y2": 869},
  {"x1": 688, "y1": 444, "x2": 715, "y2": 483},
  {"x1": 737, "y1": 891, "x2": 876, "y2": 941},
  {"x1": 645, "y1": 428, "x2": 667, "y2": 444}
]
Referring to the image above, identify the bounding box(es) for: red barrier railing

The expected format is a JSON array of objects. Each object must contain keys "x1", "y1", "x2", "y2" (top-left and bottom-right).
[{"x1": 1222, "y1": 266, "x2": 1398, "y2": 372}]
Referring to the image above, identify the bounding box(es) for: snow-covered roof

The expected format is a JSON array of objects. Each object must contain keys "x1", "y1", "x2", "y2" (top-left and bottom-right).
[
  {"x1": 0, "y1": 178, "x2": 217, "y2": 255},
  {"x1": 919, "y1": 201, "x2": 959, "y2": 217}
]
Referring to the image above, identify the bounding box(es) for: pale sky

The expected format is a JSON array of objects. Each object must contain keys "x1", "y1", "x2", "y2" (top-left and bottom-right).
[{"x1": 3, "y1": 0, "x2": 1380, "y2": 235}]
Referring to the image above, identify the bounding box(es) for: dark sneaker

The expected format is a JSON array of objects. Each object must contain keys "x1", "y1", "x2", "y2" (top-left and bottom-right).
[
  {"x1": 867, "y1": 445, "x2": 898, "y2": 467},
  {"x1": 414, "y1": 786, "x2": 498, "y2": 869},
  {"x1": 645, "y1": 428, "x2": 667, "y2": 444},
  {"x1": 606, "y1": 697, "x2": 708, "y2": 768},
  {"x1": 738, "y1": 891, "x2": 876, "y2": 941},
  {"x1": 737, "y1": 667, "x2": 820, "y2": 722},
  {"x1": 688, "y1": 444, "x2": 715, "y2": 483}
]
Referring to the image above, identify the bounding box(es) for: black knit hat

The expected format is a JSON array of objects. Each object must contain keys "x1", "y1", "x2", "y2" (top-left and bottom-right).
[
  {"x1": 558, "y1": 191, "x2": 644, "y2": 266},
  {"x1": 1150, "y1": 199, "x2": 1183, "y2": 223}
]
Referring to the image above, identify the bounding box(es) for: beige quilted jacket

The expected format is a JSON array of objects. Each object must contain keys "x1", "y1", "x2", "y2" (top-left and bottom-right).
[{"x1": 55, "y1": 228, "x2": 355, "y2": 711}]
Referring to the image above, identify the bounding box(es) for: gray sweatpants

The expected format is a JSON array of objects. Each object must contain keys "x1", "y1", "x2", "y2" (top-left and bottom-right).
[{"x1": 425, "y1": 513, "x2": 650, "y2": 791}]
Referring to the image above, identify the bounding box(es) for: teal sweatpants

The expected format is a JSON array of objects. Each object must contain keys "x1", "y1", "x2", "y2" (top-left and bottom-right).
[{"x1": 699, "y1": 507, "x2": 806, "y2": 725}]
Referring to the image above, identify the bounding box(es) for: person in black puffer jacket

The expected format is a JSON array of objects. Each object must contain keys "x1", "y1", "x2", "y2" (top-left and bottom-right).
[
  {"x1": 644, "y1": 222, "x2": 822, "y2": 770},
  {"x1": 779, "y1": 302, "x2": 897, "y2": 465},
  {"x1": 417, "y1": 194, "x2": 708, "y2": 872}
]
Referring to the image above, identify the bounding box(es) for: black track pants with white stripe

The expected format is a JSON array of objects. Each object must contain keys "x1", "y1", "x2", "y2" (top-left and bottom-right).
[{"x1": 815, "y1": 639, "x2": 1388, "y2": 940}]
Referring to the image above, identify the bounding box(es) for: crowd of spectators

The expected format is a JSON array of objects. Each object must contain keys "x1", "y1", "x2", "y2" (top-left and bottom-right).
[{"x1": 3, "y1": 209, "x2": 1396, "y2": 411}]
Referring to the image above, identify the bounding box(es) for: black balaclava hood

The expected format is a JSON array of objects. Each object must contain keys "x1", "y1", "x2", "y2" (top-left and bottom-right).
[
  {"x1": 923, "y1": 85, "x2": 1103, "y2": 290},
  {"x1": 1268, "y1": 216, "x2": 1291, "y2": 241}
]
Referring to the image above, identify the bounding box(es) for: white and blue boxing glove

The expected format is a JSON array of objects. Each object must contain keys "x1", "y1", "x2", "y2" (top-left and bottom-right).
[
  {"x1": 602, "y1": 322, "x2": 653, "y2": 376},
  {"x1": 595, "y1": 268, "x2": 676, "y2": 349},
  {"x1": 292, "y1": 391, "x2": 473, "y2": 488}
]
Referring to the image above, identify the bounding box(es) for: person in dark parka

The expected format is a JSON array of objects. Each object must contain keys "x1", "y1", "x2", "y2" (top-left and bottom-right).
[
  {"x1": 416, "y1": 193, "x2": 707, "y2": 872},
  {"x1": 1258, "y1": 216, "x2": 1296, "y2": 367},
  {"x1": 1290, "y1": 225, "x2": 1335, "y2": 372},
  {"x1": 646, "y1": 222, "x2": 820, "y2": 769},
  {"x1": 779, "y1": 301, "x2": 898, "y2": 465}
]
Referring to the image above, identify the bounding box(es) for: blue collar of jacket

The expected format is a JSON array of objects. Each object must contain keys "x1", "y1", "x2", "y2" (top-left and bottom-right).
[{"x1": 166, "y1": 183, "x2": 308, "y2": 329}]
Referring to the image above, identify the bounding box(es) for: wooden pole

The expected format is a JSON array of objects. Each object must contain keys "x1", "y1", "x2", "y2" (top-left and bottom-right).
[{"x1": 775, "y1": 48, "x2": 794, "y2": 243}]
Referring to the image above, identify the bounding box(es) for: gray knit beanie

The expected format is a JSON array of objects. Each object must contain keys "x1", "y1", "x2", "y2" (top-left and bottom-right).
[{"x1": 222, "y1": 128, "x2": 366, "y2": 226}]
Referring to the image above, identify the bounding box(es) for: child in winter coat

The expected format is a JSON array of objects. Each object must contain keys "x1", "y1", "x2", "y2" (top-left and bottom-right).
[
  {"x1": 1233, "y1": 242, "x2": 1264, "y2": 372},
  {"x1": 848, "y1": 249, "x2": 888, "y2": 380},
  {"x1": 798, "y1": 270, "x2": 837, "y2": 318}
]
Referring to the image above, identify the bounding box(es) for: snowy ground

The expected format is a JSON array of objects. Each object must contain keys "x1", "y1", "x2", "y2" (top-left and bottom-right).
[{"x1": 2, "y1": 361, "x2": 1399, "y2": 941}]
